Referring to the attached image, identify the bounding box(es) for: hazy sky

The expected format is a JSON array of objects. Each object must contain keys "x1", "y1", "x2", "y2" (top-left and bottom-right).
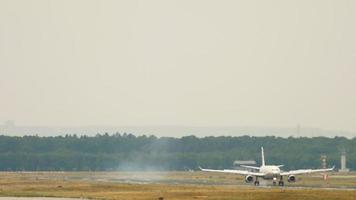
[{"x1": 0, "y1": 0, "x2": 355, "y2": 132}]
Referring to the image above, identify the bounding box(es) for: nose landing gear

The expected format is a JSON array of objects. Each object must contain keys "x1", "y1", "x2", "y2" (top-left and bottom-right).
[
  {"x1": 254, "y1": 177, "x2": 260, "y2": 186},
  {"x1": 272, "y1": 176, "x2": 284, "y2": 186},
  {"x1": 278, "y1": 176, "x2": 284, "y2": 186}
]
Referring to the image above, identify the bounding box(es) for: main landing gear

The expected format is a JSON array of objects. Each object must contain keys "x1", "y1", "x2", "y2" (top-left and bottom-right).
[{"x1": 253, "y1": 177, "x2": 284, "y2": 187}]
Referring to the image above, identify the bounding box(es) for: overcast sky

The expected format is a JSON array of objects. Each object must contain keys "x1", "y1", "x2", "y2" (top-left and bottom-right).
[{"x1": 0, "y1": 0, "x2": 355, "y2": 133}]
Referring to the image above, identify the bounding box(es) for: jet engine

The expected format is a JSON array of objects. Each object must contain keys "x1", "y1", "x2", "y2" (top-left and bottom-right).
[
  {"x1": 245, "y1": 175, "x2": 254, "y2": 183},
  {"x1": 288, "y1": 175, "x2": 296, "y2": 182}
]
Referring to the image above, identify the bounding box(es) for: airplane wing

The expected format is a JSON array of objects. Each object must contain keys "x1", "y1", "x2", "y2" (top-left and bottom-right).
[
  {"x1": 280, "y1": 166, "x2": 335, "y2": 176},
  {"x1": 199, "y1": 167, "x2": 265, "y2": 177},
  {"x1": 239, "y1": 165, "x2": 260, "y2": 170}
]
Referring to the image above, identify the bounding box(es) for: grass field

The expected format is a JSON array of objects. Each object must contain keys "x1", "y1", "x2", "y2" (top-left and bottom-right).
[{"x1": 0, "y1": 171, "x2": 355, "y2": 200}]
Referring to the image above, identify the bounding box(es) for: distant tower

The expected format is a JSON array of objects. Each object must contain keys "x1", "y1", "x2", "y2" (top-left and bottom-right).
[
  {"x1": 339, "y1": 150, "x2": 350, "y2": 173},
  {"x1": 321, "y1": 155, "x2": 327, "y2": 169},
  {"x1": 320, "y1": 155, "x2": 328, "y2": 180}
]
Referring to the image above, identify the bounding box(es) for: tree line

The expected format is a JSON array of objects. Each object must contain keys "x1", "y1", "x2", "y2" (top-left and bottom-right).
[{"x1": 0, "y1": 134, "x2": 354, "y2": 171}]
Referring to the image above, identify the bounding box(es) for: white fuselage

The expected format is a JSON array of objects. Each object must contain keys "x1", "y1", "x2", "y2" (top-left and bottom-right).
[{"x1": 259, "y1": 165, "x2": 281, "y2": 179}]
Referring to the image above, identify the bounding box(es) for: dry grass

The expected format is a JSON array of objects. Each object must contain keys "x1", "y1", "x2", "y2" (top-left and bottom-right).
[{"x1": 0, "y1": 172, "x2": 355, "y2": 200}]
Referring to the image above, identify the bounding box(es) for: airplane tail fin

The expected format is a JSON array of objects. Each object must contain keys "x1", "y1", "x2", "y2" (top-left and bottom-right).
[{"x1": 261, "y1": 147, "x2": 265, "y2": 166}]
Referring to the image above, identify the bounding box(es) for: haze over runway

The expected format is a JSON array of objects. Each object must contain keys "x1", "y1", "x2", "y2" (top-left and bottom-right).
[{"x1": 0, "y1": 0, "x2": 355, "y2": 136}]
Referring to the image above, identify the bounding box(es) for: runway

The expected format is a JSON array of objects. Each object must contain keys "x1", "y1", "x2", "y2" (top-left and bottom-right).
[{"x1": 82, "y1": 174, "x2": 356, "y2": 191}]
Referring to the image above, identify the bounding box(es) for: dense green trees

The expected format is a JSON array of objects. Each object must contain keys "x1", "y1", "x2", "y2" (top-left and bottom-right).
[{"x1": 0, "y1": 134, "x2": 354, "y2": 171}]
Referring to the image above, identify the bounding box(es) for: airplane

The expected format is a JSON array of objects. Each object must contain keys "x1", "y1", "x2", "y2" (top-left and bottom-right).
[{"x1": 200, "y1": 147, "x2": 334, "y2": 186}]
